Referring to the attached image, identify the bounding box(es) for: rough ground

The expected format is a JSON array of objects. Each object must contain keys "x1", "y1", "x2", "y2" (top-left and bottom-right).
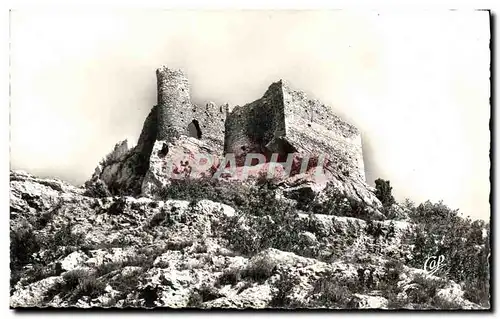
[
  {"x1": 9, "y1": 66, "x2": 489, "y2": 310},
  {"x1": 10, "y1": 170, "x2": 485, "y2": 309}
]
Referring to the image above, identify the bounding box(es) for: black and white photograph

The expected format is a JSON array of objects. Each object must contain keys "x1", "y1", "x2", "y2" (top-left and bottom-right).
[{"x1": 8, "y1": 9, "x2": 491, "y2": 310}]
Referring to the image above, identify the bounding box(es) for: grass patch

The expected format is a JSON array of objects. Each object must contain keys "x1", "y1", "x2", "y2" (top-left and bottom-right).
[
  {"x1": 186, "y1": 284, "x2": 224, "y2": 308},
  {"x1": 242, "y1": 258, "x2": 277, "y2": 283},
  {"x1": 44, "y1": 269, "x2": 106, "y2": 304},
  {"x1": 312, "y1": 277, "x2": 354, "y2": 308},
  {"x1": 217, "y1": 268, "x2": 242, "y2": 286},
  {"x1": 10, "y1": 221, "x2": 85, "y2": 291},
  {"x1": 269, "y1": 272, "x2": 301, "y2": 308}
]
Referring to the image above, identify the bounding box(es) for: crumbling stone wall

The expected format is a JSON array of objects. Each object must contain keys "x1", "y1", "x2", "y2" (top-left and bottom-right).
[
  {"x1": 223, "y1": 79, "x2": 365, "y2": 180},
  {"x1": 87, "y1": 67, "x2": 229, "y2": 195},
  {"x1": 190, "y1": 102, "x2": 229, "y2": 150},
  {"x1": 280, "y1": 81, "x2": 366, "y2": 181},
  {"x1": 224, "y1": 81, "x2": 293, "y2": 165}
]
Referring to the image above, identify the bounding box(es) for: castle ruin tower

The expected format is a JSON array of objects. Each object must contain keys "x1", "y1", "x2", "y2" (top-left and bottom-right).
[
  {"x1": 153, "y1": 66, "x2": 228, "y2": 153},
  {"x1": 155, "y1": 66, "x2": 196, "y2": 142}
]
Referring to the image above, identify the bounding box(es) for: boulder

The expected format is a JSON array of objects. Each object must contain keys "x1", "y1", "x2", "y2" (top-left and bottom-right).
[
  {"x1": 351, "y1": 293, "x2": 389, "y2": 309},
  {"x1": 59, "y1": 251, "x2": 88, "y2": 272},
  {"x1": 10, "y1": 276, "x2": 64, "y2": 308},
  {"x1": 141, "y1": 137, "x2": 221, "y2": 197}
]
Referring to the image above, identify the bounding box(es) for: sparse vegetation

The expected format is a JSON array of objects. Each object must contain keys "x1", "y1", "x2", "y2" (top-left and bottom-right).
[
  {"x1": 35, "y1": 200, "x2": 63, "y2": 230},
  {"x1": 158, "y1": 176, "x2": 288, "y2": 218},
  {"x1": 104, "y1": 267, "x2": 144, "y2": 307},
  {"x1": 308, "y1": 272, "x2": 361, "y2": 309},
  {"x1": 269, "y1": 272, "x2": 301, "y2": 308},
  {"x1": 196, "y1": 284, "x2": 223, "y2": 302},
  {"x1": 10, "y1": 167, "x2": 490, "y2": 310},
  {"x1": 217, "y1": 268, "x2": 242, "y2": 286},
  {"x1": 186, "y1": 284, "x2": 223, "y2": 308},
  {"x1": 218, "y1": 205, "x2": 301, "y2": 256},
  {"x1": 314, "y1": 280, "x2": 353, "y2": 308},
  {"x1": 148, "y1": 210, "x2": 168, "y2": 228},
  {"x1": 10, "y1": 221, "x2": 86, "y2": 291},
  {"x1": 374, "y1": 178, "x2": 395, "y2": 208},
  {"x1": 10, "y1": 226, "x2": 40, "y2": 274},
  {"x1": 242, "y1": 258, "x2": 276, "y2": 282},
  {"x1": 186, "y1": 290, "x2": 204, "y2": 308},
  {"x1": 306, "y1": 183, "x2": 372, "y2": 220},
  {"x1": 10, "y1": 225, "x2": 41, "y2": 291},
  {"x1": 401, "y1": 273, "x2": 449, "y2": 309},
  {"x1": 158, "y1": 178, "x2": 247, "y2": 206},
  {"x1": 107, "y1": 197, "x2": 127, "y2": 215},
  {"x1": 376, "y1": 260, "x2": 405, "y2": 308},
  {"x1": 43, "y1": 269, "x2": 106, "y2": 304},
  {"x1": 401, "y1": 200, "x2": 490, "y2": 307},
  {"x1": 83, "y1": 179, "x2": 112, "y2": 198}
]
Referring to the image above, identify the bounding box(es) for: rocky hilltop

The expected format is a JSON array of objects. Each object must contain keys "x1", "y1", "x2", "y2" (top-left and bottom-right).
[
  {"x1": 85, "y1": 67, "x2": 382, "y2": 215},
  {"x1": 10, "y1": 67, "x2": 490, "y2": 309}
]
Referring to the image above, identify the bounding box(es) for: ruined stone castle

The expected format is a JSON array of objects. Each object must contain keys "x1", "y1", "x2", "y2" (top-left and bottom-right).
[
  {"x1": 145, "y1": 66, "x2": 365, "y2": 176},
  {"x1": 87, "y1": 66, "x2": 380, "y2": 210}
]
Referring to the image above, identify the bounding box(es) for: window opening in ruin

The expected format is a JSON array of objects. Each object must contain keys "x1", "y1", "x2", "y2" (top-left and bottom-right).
[
  {"x1": 188, "y1": 119, "x2": 202, "y2": 139},
  {"x1": 158, "y1": 142, "x2": 169, "y2": 158}
]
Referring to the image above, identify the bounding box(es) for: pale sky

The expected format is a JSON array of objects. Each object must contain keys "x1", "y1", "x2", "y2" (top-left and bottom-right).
[{"x1": 9, "y1": 10, "x2": 490, "y2": 220}]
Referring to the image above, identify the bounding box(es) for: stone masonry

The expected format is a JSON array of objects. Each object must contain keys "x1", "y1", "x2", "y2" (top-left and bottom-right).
[
  {"x1": 89, "y1": 66, "x2": 378, "y2": 209},
  {"x1": 155, "y1": 66, "x2": 228, "y2": 152},
  {"x1": 224, "y1": 79, "x2": 365, "y2": 180}
]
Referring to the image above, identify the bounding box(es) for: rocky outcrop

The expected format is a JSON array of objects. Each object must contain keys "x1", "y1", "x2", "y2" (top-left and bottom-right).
[
  {"x1": 141, "y1": 137, "x2": 222, "y2": 197},
  {"x1": 87, "y1": 67, "x2": 382, "y2": 211},
  {"x1": 11, "y1": 276, "x2": 65, "y2": 308},
  {"x1": 10, "y1": 171, "x2": 486, "y2": 309}
]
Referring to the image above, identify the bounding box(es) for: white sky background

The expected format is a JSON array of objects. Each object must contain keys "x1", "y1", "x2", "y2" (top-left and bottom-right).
[{"x1": 9, "y1": 10, "x2": 490, "y2": 220}]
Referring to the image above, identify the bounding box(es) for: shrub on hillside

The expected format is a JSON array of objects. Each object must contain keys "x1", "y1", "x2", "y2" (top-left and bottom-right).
[
  {"x1": 158, "y1": 178, "x2": 248, "y2": 207},
  {"x1": 242, "y1": 257, "x2": 277, "y2": 282},
  {"x1": 407, "y1": 273, "x2": 448, "y2": 306},
  {"x1": 269, "y1": 272, "x2": 302, "y2": 308},
  {"x1": 309, "y1": 272, "x2": 360, "y2": 308},
  {"x1": 217, "y1": 268, "x2": 242, "y2": 286},
  {"x1": 219, "y1": 206, "x2": 301, "y2": 256},
  {"x1": 402, "y1": 200, "x2": 490, "y2": 307},
  {"x1": 83, "y1": 179, "x2": 112, "y2": 198},
  {"x1": 10, "y1": 225, "x2": 41, "y2": 290},
  {"x1": 10, "y1": 221, "x2": 86, "y2": 290},
  {"x1": 10, "y1": 225, "x2": 40, "y2": 272},
  {"x1": 374, "y1": 178, "x2": 395, "y2": 207},
  {"x1": 377, "y1": 259, "x2": 405, "y2": 303},
  {"x1": 307, "y1": 183, "x2": 371, "y2": 220},
  {"x1": 43, "y1": 269, "x2": 106, "y2": 304}
]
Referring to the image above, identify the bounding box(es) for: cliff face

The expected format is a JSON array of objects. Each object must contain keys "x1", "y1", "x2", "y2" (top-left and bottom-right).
[{"x1": 88, "y1": 67, "x2": 381, "y2": 211}]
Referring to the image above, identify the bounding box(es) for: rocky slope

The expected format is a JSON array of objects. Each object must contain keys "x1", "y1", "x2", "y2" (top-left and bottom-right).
[
  {"x1": 10, "y1": 67, "x2": 489, "y2": 309},
  {"x1": 10, "y1": 170, "x2": 485, "y2": 309}
]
